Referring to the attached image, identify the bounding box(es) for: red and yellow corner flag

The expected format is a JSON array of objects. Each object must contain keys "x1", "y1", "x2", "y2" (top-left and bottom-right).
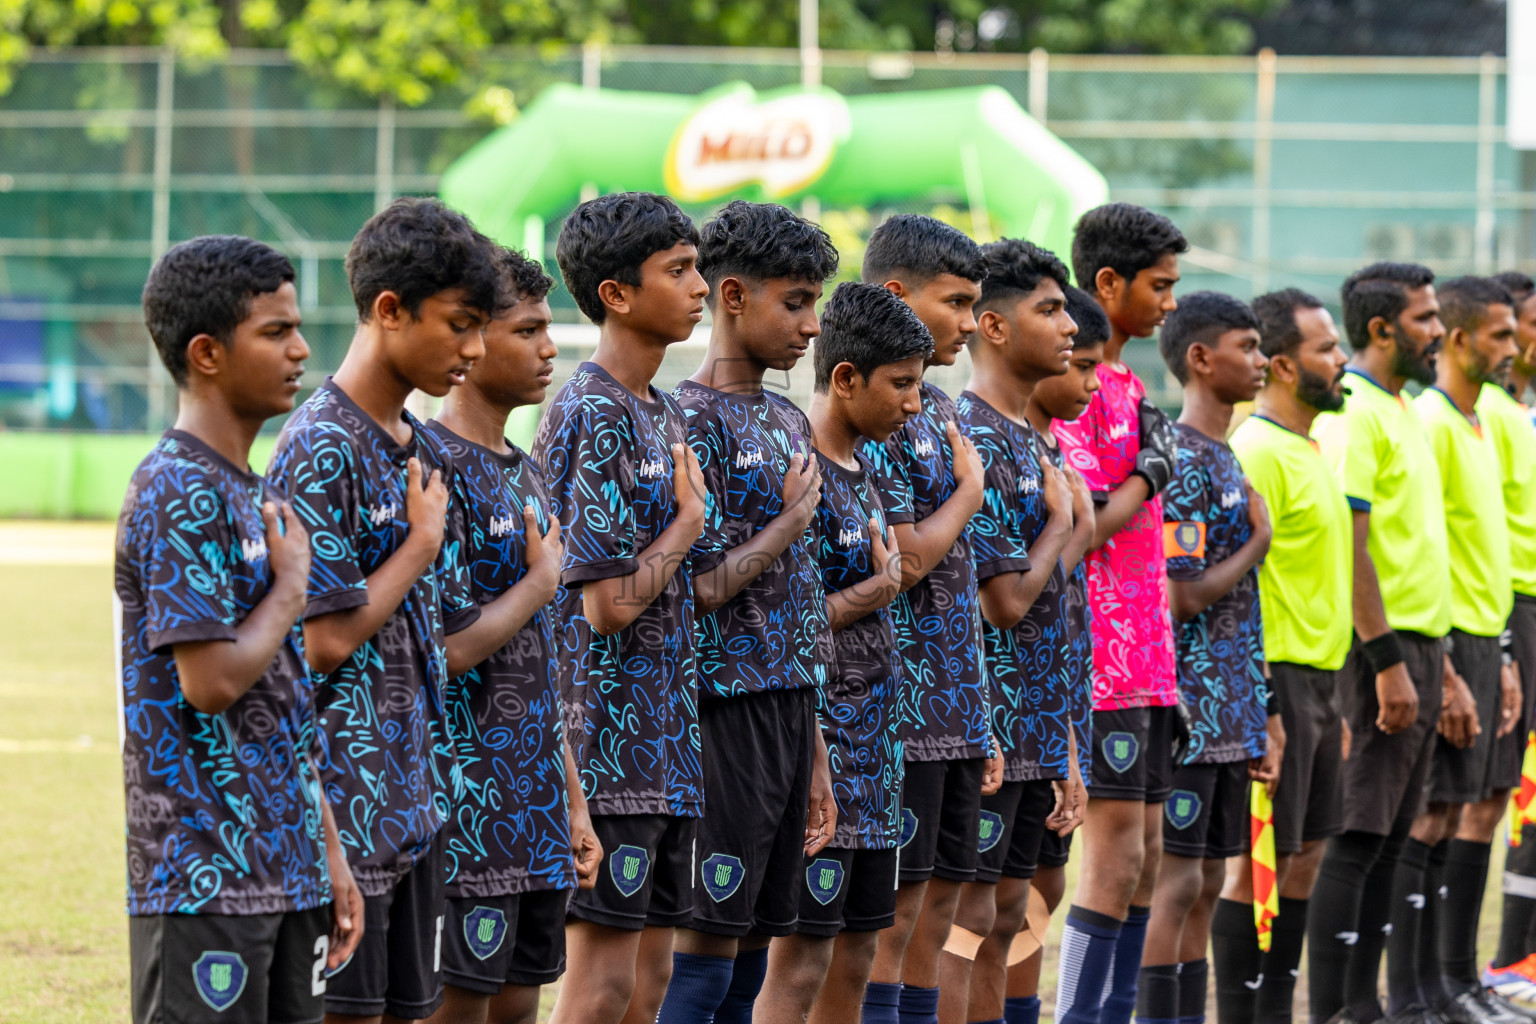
[
  {"x1": 1251, "y1": 782, "x2": 1279, "y2": 953},
  {"x1": 1508, "y1": 731, "x2": 1536, "y2": 847}
]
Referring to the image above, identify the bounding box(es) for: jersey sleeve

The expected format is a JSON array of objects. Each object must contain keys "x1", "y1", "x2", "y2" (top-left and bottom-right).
[
  {"x1": 542, "y1": 400, "x2": 640, "y2": 587},
  {"x1": 1052, "y1": 397, "x2": 1110, "y2": 499},
  {"x1": 1161, "y1": 442, "x2": 1211, "y2": 579},
  {"x1": 861, "y1": 433, "x2": 917, "y2": 525},
  {"x1": 1333, "y1": 410, "x2": 1384, "y2": 512},
  {"x1": 968, "y1": 430, "x2": 1032, "y2": 582},
  {"x1": 683, "y1": 401, "x2": 730, "y2": 577},
  {"x1": 438, "y1": 466, "x2": 482, "y2": 636},
  {"x1": 274, "y1": 427, "x2": 371, "y2": 619},
  {"x1": 137, "y1": 473, "x2": 241, "y2": 651}
]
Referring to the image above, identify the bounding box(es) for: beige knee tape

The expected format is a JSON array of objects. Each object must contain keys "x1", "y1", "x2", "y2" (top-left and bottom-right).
[
  {"x1": 1007, "y1": 882, "x2": 1054, "y2": 965},
  {"x1": 942, "y1": 925, "x2": 986, "y2": 961}
]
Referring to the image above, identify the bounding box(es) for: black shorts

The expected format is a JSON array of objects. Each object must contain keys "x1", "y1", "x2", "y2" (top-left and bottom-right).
[
  {"x1": 691, "y1": 688, "x2": 816, "y2": 936},
  {"x1": 1340, "y1": 631, "x2": 1444, "y2": 836},
  {"x1": 442, "y1": 888, "x2": 568, "y2": 994},
  {"x1": 796, "y1": 848, "x2": 899, "y2": 937},
  {"x1": 569, "y1": 814, "x2": 696, "y2": 931},
  {"x1": 1269, "y1": 661, "x2": 1345, "y2": 854},
  {"x1": 1087, "y1": 705, "x2": 1176, "y2": 803},
  {"x1": 975, "y1": 780, "x2": 1056, "y2": 883},
  {"x1": 1038, "y1": 829, "x2": 1073, "y2": 869},
  {"x1": 325, "y1": 831, "x2": 447, "y2": 1019},
  {"x1": 897, "y1": 757, "x2": 986, "y2": 884},
  {"x1": 1163, "y1": 761, "x2": 1249, "y2": 860},
  {"x1": 1431, "y1": 630, "x2": 1507, "y2": 804},
  {"x1": 1497, "y1": 597, "x2": 1536, "y2": 788},
  {"x1": 130, "y1": 906, "x2": 331, "y2": 1024}
]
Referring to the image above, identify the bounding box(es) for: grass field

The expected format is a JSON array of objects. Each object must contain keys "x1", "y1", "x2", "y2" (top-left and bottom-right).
[{"x1": 0, "y1": 520, "x2": 1512, "y2": 1022}]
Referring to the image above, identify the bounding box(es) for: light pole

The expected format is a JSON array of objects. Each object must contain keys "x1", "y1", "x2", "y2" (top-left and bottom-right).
[{"x1": 801, "y1": 0, "x2": 820, "y2": 87}]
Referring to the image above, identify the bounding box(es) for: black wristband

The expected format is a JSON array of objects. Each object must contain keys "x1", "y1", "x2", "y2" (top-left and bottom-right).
[{"x1": 1361, "y1": 631, "x2": 1405, "y2": 675}]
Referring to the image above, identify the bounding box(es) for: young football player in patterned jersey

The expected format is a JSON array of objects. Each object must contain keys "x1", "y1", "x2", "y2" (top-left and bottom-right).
[
  {"x1": 1144, "y1": 292, "x2": 1275, "y2": 1024},
  {"x1": 1406, "y1": 277, "x2": 1521, "y2": 1021},
  {"x1": 655, "y1": 201, "x2": 839, "y2": 1024},
  {"x1": 1307, "y1": 263, "x2": 1465, "y2": 1024},
  {"x1": 424, "y1": 248, "x2": 602, "y2": 1024},
  {"x1": 752, "y1": 281, "x2": 923, "y2": 1024},
  {"x1": 530, "y1": 192, "x2": 713, "y2": 1024},
  {"x1": 121, "y1": 235, "x2": 362, "y2": 1024},
  {"x1": 266, "y1": 198, "x2": 503, "y2": 1024},
  {"x1": 1218, "y1": 289, "x2": 1351, "y2": 1024},
  {"x1": 946, "y1": 239, "x2": 1093, "y2": 1024},
  {"x1": 859, "y1": 214, "x2": 1003, "y2": 1024},
  {"x1": 1482, "y1": 272, "x2": 1536, "y2": 999},
  {"x1": 1054, "y1": 203, "x2": 1187, "y2": 1024},
  {"x1": 1003, "y1": 285, "x2": 1108, "y2": 1024}
]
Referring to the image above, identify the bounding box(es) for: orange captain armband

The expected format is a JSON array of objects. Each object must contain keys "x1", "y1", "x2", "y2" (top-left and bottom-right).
[{"x1": 1163, "y1": 521, "x2": 1206, "y2": 560}]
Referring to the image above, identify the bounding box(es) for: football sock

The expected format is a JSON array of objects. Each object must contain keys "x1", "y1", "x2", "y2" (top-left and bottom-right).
[
  {"x1": 657, "y1": 952, "x2": 736, "y2": 1024},
  {"x1": 1345, "y1": 821, "x2": 1407, "y2": 1019},
  {"x1": 1099, "y1": 905, "x2": 1150, "y2": 1024},
  {"x1": 1418, "y1": 841, "x2": 1451, "y2": 1009},
  {"x1": 898, "y1": 983, "x2": 939, "y2": 1024},
  {"x1": 713, "y1": 945, "x2": 768, "y2": 1024},
  {"x1": 1306, "y1": 830, "x2": 1387, "y2": 1024},
  {"x1": 1133, "y1": 963, "x2": 1180, "y2": 1024},
  {"x1": 1496, "y1": 835, "x2": 1536, "y2": 969},
  {"x1": 1054, "y1": 905, "x2": 1122, "y2": 1024},
  {"x1": 863, "y1": 981, "x2": 903, "y2": 1024},
  {"x1": 1441, "y1": 838, "x2": 1492, "y2": 989},
  {"x1": 1177, "y1": 959, "x2": 1208, "y2": 1024},
  {"x1": 1386, "y1": 839, "x2": 1431, "y2": 1015},
  {"x1": 1212, "y1": 896, "x2": 1262, "y2": 1024},
  {"x1": 1257, "y1": 897, "x2": 1308, "y2": 1024},
  {"x1": 1006, "y1": 995, "x2": 1042, "y2": 1024}
]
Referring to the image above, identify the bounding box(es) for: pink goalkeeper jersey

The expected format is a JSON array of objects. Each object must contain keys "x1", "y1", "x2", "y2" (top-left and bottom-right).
[{"x1": 1052, "y1": 362, "x2": 1177, "y2": 711}]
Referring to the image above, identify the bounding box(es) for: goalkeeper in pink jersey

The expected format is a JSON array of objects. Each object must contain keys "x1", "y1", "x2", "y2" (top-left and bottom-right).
[{"x1": 1050, "y1": 203, "x2": 1186, "y2": 1024}]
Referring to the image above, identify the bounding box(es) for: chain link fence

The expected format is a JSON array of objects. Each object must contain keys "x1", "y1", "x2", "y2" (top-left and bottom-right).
[{"x1": 0, "y1": 45, "x2": 1527, "y2": 429}]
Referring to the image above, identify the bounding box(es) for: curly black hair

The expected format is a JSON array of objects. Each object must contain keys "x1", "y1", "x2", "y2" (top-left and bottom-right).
[
  {"x1": 1339, "y1": 262, "x2": 1435, "y2": 351},
  {"x1": 814, "y1": 281, "x2": 934, "y2": 393},
  {"x1": 976, "y1": 237, "x2": 1071, "y2": 314},
  {"x1": 556, "y1": 192, "x2": 700, "y2": 324},
  {"x1": 1071, "y1": 203, "x2": 1188, "y2": 292},
  {"x1": 142, "y1": 234, "x2": 295, "y2": 387},
  {"x1": 697, "y1": 200, "x2": 839, "y2": 299},
  {"x1": 861, "y1": 214, "x2": 986, "y2": 286},
  {"x1": 1157, "y1": 290, "x2": 1259, "y2": 384},
  {"x1": 346, "y1": 197, "x2": 501, "y2": 323},
  {"x1": 495, "y1": 246, "x2": 555, "y2": 312},
  {"x1": 1063, "y1": 285, "x2": 1110, "y2": 348}
]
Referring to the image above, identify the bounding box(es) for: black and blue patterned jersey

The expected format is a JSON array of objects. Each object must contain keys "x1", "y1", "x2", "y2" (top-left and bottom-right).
[
  {"x1": 674, "y1": 380, "x2": 828, "y2": 700},
  {"x1": 957, "y1": 393, "x2": 1077, "y2": 783},
  {"x1": 1162, "y1": 423, "x2": 1267, "y2": 763},
  {"x1": 812, "y1": 452, "x2": 904, "y2": 850},
  {"x1": 531, "y1": 362, "x2": 704, "y2": 818},
  {"x1": 862, "y1": 383, "x2": 990, "y2": 762},
  {"x1": 115, "y1": 430, "x2": 329, "y2": 916},
  {"x1": 266, "y1": 379, "x2": 456, "y2": 897},
  {"x1": 1040, "y1": 431, "x2": 1094, "y2": 783},
  {"x1": 428, "y1": 421, "x2": 575, "y2": 898}
]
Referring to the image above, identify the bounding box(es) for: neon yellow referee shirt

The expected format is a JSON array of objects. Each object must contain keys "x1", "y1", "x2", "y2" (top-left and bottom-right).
[{"x1": 1476, "y1": 382, "x2": 1536, "y2": 599}]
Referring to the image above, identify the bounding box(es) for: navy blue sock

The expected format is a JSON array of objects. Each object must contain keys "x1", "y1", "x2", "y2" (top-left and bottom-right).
[
  {"x1": 713, "y1": 945, "x2": 768, "y2": 1024},
  {"x1": 1006, "y1": 995, "x2": 1042, "y2": 1024},
  {"x1": 863, "y1": 981, "x2": 903, "y2": 1024},
  {"x1": 1177, "y1": 958, "x2": 1208, "y2": 1024},
  {"x1": 1100, "y1": 905, "x2": 1150, "y2": 1024},
  {"x1": 657, "y1": 952, "x2": 736, "y2": 1024},
  {"x1": 898, "y1": 983, "x2": 939, "y2": 1024},
  {"x1": 1054, "y1": 905, "x2": 1122, "y2": 1024}
]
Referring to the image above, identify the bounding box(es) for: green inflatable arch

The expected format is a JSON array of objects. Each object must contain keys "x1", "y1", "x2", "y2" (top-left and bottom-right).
[{"x1": 440, "y1": 81, "x2": 1108, "y2": 265}]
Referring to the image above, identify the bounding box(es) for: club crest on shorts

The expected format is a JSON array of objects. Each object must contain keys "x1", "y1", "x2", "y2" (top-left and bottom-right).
[
  {"x1": 1165, "y1": 790, "x2": 1201, "y2": 830},
  {"x1": 192, "y1": 951, "x2": 248, "y2": 1012},
  {"x1": 702, "y1": 853, "x2": 745, "y2": 903},
  {"x1": 1102, "y1": 731, "x2": 1139, "y2": 773},
  {"x1": 610, "y1": 844, "x2": 651, "y2": 898},
  {"x1": 464, "y1": 906, "x2": 508, "y2": 960},
  {"x1": 807, "y1": 858, "x2": 845, "y2": 905},
  {"x1": 898, "y1": 808, "x2": 918, "y2": 849},
  {"x1": 977, "y1": 810, "x2": 1005, "y2": 853}
]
